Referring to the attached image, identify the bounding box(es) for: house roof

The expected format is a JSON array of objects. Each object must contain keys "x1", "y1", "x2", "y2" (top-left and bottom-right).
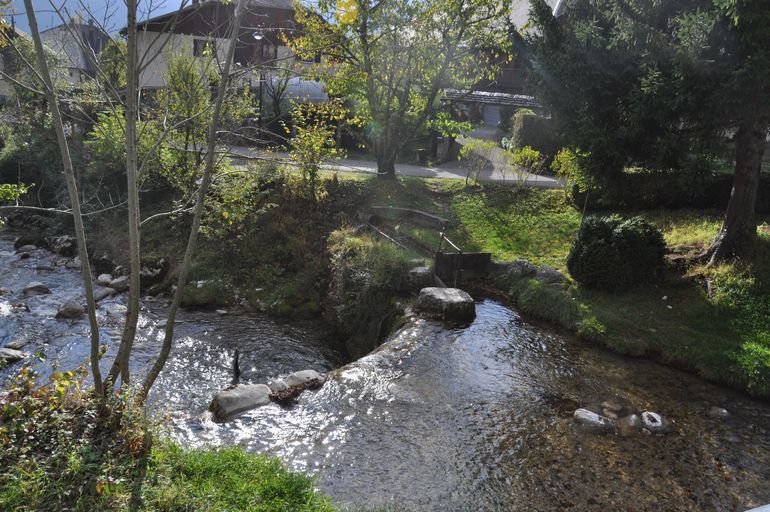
[
  {"x1": 136, "y1": 0, "x2": 294, "y2": 34},
  {"x1": 445, "y1": 89, "x2": 540, "y2": 108}
]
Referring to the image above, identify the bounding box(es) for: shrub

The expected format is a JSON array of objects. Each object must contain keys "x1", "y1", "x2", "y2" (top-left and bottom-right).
[
  {"x1": 567, "y1": 215, "x2": 666, "y2": 291},
  {"x1": 510, "y1": 110, "x2": 559, "y2": 158},
  {"x1": 510, "y1": 146, "x2": 546, "y2": 187}
]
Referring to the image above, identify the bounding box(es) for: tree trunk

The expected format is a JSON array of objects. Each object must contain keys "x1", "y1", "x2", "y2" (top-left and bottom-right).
[
  {"x1": 139, "y1": 0, "x2": 248, "y2": 403},
  {"x1": 108, "y1": 0, "x2": 141, "y2": 386},
  {"x1": 24, "y1": 0, "x2": 103, "y2": 395},
  {"x1": 377, "y1": 151, "x2": 397, "y2": 179},
  {"x1": 707, "y1": 114, "x2": 769, "y2": 265}
]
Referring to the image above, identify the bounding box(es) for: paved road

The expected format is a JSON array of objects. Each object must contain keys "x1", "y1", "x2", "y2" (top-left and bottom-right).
[{"x1": 223, "y1": 145, "x2": 563, "y2": 189}]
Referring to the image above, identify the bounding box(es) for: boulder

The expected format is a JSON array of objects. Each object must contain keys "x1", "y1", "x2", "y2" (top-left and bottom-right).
[
  {"x1": 46, "y1": 235, "x2": 77, "y2": 257},
  {"x1": 5, "y1": 339, "x2": 29, "y2": 350},
  {"x1": 15, "y1": 244, "x2": 37, "y2": 253},
  {"x1": 501, "y1": 259, "x2": 537, "y2": 280},
  {"x1": 56, "y1": 300, "x2": 84, "y2": 319},
  {"x1": 97, "y1": 274, "x2": 113, "y2": 287},
  {"x1": 209, "y1": 383, "x2": 271, "y2": 421},
  {"x1": 65, "y1": 258, "x2": 81, "y2": 269},
  {"x1": 617, "y1": 414, "x2": 643, "y2": 436},
  {"x1": 414, "y1": 287, "x2": 476, "y2": 323},
  {"x1": 408, "y1": 266, "x2": 434, "y2": 291},
  {"x1": 268, "y1": 379, "x2": 289, "y2": 393},
  {"x1": 535, "y1": 266, "x2": 568, "y2": 286},
  {"x1": 284, "y1": 370, "x2": 324, "y2": 388},
  {"x1": 13, "y1": 234, "x2": 46, "y2": 250},
  {"x1": 0, "y1": 347, "x2": 26, "y2": 363},
  {"x1": 22, "y1": 282, "x2": 51, "y2": 297},
  {"x1": 139, "y1": 256, "x2": 170, "y2": 288},
  {"x1": 94, "y1": 288, "x2": 115, "y2": 302},
  {"x1": 573, "y1": 408, "x2": 615, "y2": 433},
  {"x1": 109, "y1": 276, "x2": 130, "y2": 293},
  {"x1": 641, "y1": 411, "x2": 672, "y2": 434}
]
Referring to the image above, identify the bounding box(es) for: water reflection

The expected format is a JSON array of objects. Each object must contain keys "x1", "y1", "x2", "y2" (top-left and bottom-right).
[{"x1": 1, "y1": 238, "x2": 769, "y2": 511}]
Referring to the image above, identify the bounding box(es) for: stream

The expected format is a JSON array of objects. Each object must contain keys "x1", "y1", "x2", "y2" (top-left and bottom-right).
[{"x1": 1, "y1": 236, "x2": 769, "y2": 511}]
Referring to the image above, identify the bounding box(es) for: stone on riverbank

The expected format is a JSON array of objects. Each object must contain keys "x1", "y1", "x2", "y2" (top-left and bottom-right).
[
  {"x1": 209, "y1": 384, "x2": 271, "y2": 421},
  {"x1": 94, "y1": 288, "x2": 115, "y2": 302},
  {"x1": 0, "y1": 347, "x2": 26, "y2": 363},
  {"x1": 284, "y1": 370, "x2": 325, "y2": 388},
  {"x1": 109, "y1": 276, "x2": 130, "y2": 293},
  {"x1": 408, "y1": 266, "x2": 434, "y2": 291},
  {"x1": 415, "y1": 287, "x2": 476, "y2": 323},
  {"x1": 16, "y1": 244, "x2": 37, "y2": 253},
  {"x1": 97, "y1": 274, "x2": 113, "y2": 287},
  {"x1": 535, "y1": 266, "x2": 568, "y2": 287},
  {"x1": 641, "y1": 411, "x2": 672, "y2": 434},
  {"x1": 573, "y1": 408, "x2": 615, "y2": 433},
  {"x1": 268, "y1": 379, "x2": 289, "y2": 393},
  {"x1": 500, "y1": 259, "x2": 538, "y2": 280},
  {"x1": 22, "y1": 282, "x2": 51, "y2": 297},
  {"x1": 56, "y1": 300, "x2": 84, "y2": 319},
  {"x1": 708, "y1": 406, "x2": 729, "y2": 420}
]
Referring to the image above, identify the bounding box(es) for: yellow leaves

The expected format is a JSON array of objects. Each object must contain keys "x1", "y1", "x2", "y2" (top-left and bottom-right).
[{"x1": 336, "y1": 0, "x2": 359, "y2": 25}]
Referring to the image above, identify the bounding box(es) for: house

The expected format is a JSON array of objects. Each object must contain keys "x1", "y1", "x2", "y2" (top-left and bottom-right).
[
  {"x1": 0, "y1": 19, "x2": 28, "y2": 104},
  {"x1": 134, "y1": 0, "x2": 321, "y2": 100},
  {"x1": 40, "y1": 16, "x2": 111, "y2": 85},
  {"x1": 446, "y1": 0, "x2": 558, "y2": 128}
]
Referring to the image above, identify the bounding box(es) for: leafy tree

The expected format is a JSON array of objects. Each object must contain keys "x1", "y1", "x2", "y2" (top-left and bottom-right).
[
  {"x1": 526, "y1": 0, "x2": 770, "y2": 264},
  {"x1": 290, "y1": 0, "x2": 513, "y2": 178}
]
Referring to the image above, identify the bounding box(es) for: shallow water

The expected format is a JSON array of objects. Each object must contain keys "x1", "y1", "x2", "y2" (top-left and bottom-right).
[{"x1": 1, "y1": 237, "x2": 769, "y2": 511}]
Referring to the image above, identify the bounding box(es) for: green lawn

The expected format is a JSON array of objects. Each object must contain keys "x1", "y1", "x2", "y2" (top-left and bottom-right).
[{"x1": 357, "y1": 176, "x2": 769, "y2": 397}]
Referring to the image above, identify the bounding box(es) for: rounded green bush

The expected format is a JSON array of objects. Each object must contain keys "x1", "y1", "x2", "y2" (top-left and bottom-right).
[{"x1": 567, "y1": 215, "x2": 666, "y2": 291}]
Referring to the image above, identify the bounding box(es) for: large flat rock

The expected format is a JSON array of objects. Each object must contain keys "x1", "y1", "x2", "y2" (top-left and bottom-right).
[
  {"x1": 415, "y1": 287, "x2": 476, "y2": 323},
  {"x1": 209, "y1": 384, "x2": 271, "y2": 421}
]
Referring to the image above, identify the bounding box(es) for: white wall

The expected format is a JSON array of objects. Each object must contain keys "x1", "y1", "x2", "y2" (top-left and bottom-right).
[{"x1": 137, "y1": 30, "x2": 230, "y2": 89}]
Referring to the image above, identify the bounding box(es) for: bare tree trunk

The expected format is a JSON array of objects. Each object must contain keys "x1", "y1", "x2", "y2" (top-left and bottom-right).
[
  {"x1": 108, "y1": 0, "x2": 141, "y2": 386},
  {"x1": 24, "y1": 0, "x2": 103, "y2": 395},
  {"x1": 707, "y1": 114, "x2": 769, "y2": 265},
  {"x1": 139, "y1": 0, "x2": 248, "y2": 403}
]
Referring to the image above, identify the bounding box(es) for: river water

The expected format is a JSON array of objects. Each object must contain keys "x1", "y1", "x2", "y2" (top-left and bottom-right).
[{"x1": 1, "y1": 237, "x2": 769, "y2": 511}]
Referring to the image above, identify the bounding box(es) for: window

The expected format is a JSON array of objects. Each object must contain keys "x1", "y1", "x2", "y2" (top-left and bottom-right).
[{"x1": 193, "y1": 39, "x2": 215, "y2": 57}]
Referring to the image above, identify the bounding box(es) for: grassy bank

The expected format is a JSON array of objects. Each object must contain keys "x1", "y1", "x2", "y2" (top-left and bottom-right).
[
  {"x1": 0, "y1": 368, "x2": 335, "y2": 511},
  {"x1": 362, "y1": 177, "x2": 770, "y2": 397}
]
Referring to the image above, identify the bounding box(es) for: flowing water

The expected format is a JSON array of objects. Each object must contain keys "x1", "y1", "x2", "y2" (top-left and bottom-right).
[{"x1": 1, "y1": 236, "x2": 769, "y2": 511}]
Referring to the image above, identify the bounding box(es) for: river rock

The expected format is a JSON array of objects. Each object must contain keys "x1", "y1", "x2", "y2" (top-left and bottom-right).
[
  {"x1": 414, "y1": 287, "x2": 476, "y2": 323},
  {"x1": 0, "y1": 347, "x2": 26, "y2": 363},
  {"x1": 284, "y1": 370, "x2": 325, "y2": 388},
  {"x1": 617, "y1": 414, "x2": 643, "y2": 436},
  {"x1": 56, "y1": 300, "x2": 84, "y2": 319},
  {"x1": 181, "y1": 280, "x2": 231, "y2": 308},
  {"x1": 0, "y1": 287, "x2": 11, "y2": 295},
  {"x1": 708, "y1": 406, "x2": 730, "y2": 420},
  {"x1": 573, "y1": 408, "x2": 615, "y2": 433},
  {"x1": 65, "y1": 258, "x2": 81, "y2": 269},
  {"x1": 408, "y1": 266, "x2": 434, "y2": 291},
  {"x1": 14, "y1": 234, "x2": 46, "y2": 250},
  {"x1": 209, "y1": 383, "x2": 271, "y2": 421},
  {"x1": 501, "y1": 259, "x2": 537, "y2": 280},
  {"x1": 46, "y1": 235, "x2": 77, "y2": 257},
  {"x1": 94, "y1": 288, "x2": 115, "y2": 302},
  {"x1": 22, "y1": 281, "x2": 51, "y2": 296},
  {"x1": 16, "y1": 244, "x2": 37, "y2": 253},
  {"x1": 535, "y1": 266, "x2": 568, "y2": 286},
  {"x1": 641, "y1": 411, "x2": 672, "y2": 434},
  {"x1": 97, "y1": 274, "x2": 113, "y2": 287},
  {"x1": 268, "y1": 379, "x2": 289, "y2": 393},
  {"x1": 109, "y1": 276, "x2": 130, "y2": 293}
]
